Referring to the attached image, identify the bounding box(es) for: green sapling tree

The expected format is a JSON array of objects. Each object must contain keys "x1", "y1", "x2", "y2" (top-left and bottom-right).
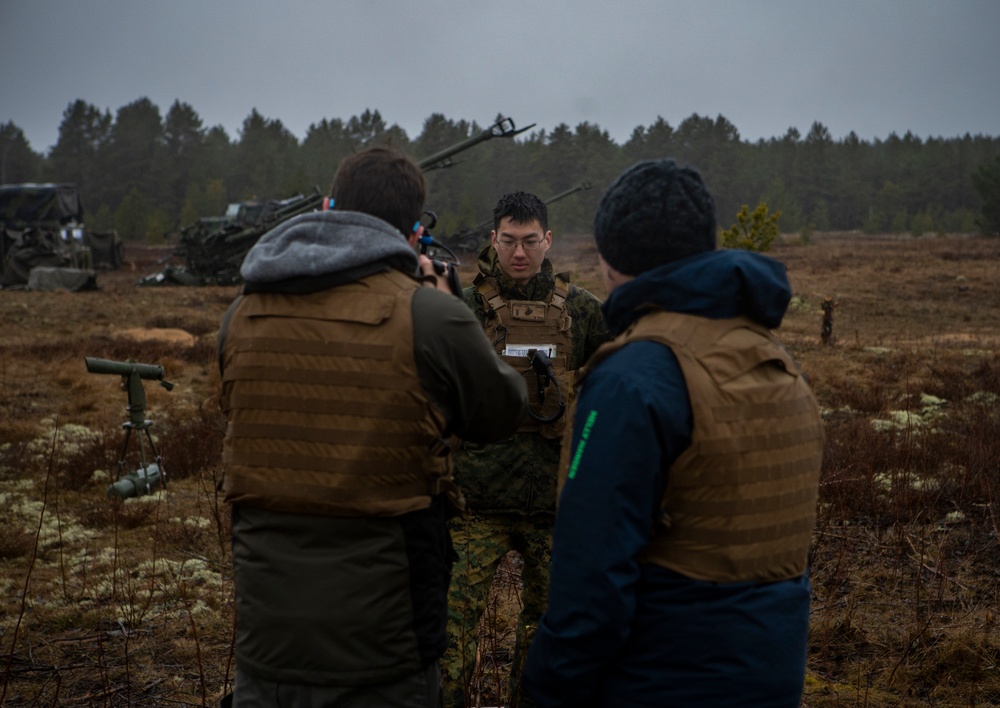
[{"x1": 721, "y1": 202, "x2": 781, "y2": 252}]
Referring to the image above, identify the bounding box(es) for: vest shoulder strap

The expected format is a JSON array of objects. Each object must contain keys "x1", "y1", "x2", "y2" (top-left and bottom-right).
[
  {"x1": 550, "y1": 273, "x2": 571, "y2": 310},
  {"x1": 474, "y1": 274, "x2": 508, "y2": 314}
]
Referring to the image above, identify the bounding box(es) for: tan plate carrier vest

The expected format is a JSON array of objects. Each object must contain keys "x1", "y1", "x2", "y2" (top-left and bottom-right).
[
  {"x1": 561, "y1": 310, "x2": 824, "y2": 583},
  {"x1": 474, "y1": 273, "x2": 574, "y2": 439},
  {"x1": 219, "y1": 269, "x2": 455, "y2": 517}
]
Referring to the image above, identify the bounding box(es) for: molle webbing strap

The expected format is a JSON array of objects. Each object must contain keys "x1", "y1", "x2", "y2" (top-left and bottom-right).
[
  {"x1": 475, "y1": 275, "x2": 574, "y2": 436},
  {"x1": 550, "y1": 273, "x2": 569, "y2": 310},
  {"x1": 607, "y1": 310, "x2": 823, "y2": 583},
  {"x1": 474, "y1": 277, "x2": 510, "y2": 349},
  {"x1": 230, "y1": 337, "x2": 394, "y2": 360},
  {"x1": 682, "y1": 417, "x2": 823, "y2": 464},
  {"x1": 710, "y1": 395, "x2": 819, "y2": 424},
  {"x1": 669, "y1": 484, "x2": 818, "y2": 516},
  {"x1": 227, "y1": 448, "x2": 445, "y2": 478},
  {"x1": 485, "y1": 290, "x2": 507, "y2": 315},
  {"x1": 223, "y1": 365, "x2": 411, "y2": 390},
  {"x1": 219, "y1": 270, "x2": 452, "y2": 516},
  {"x1": 226, "y1": 422, "x2": 434, "y2": 448},
  {"x1": 474, "y1": 275, "x2": 570, "y2": 324},
  {"x1": 474, "y1": 275, "x2": 572, "y2": 352},
  {"x1": 220, "y1": 393, "x2": 427, "y2": 421}
]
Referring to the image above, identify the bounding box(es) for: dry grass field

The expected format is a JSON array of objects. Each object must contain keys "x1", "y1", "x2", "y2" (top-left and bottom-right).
[{"x1": 1, "y1": 231, "x2": 998, "y2": 707}]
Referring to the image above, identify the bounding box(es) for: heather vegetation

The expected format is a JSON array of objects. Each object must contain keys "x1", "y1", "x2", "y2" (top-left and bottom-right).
[{"x1": 2, "y1": 102, "x2": 1000, "y2": 244}]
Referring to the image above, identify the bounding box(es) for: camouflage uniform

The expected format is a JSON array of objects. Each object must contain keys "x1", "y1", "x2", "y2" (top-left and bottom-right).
[{"x1": 444, "y1": 246, "x2": 608, "y2": 707}]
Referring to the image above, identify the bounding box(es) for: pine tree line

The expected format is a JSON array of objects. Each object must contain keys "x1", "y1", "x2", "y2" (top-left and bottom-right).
[{"x1": 2, "y1": 98, "x2": 999, "y2": 241}]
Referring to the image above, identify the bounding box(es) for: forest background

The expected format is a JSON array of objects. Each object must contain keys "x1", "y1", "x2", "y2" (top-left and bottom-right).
[
  {"x1": 3, "y1": 95, "x2": 1000, "y2": 705},
  {"x1": 2, "y1": 97, "x2": 1000, "y2": 242}
]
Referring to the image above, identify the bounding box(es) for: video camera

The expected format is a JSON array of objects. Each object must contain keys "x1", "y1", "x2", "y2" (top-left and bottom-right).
[
  {"x1": 416, "y1": 211, "x2": 463, "y2": 297},
  {"x1": 85, "y1": 357, "x2": 174, "y2": 498}
]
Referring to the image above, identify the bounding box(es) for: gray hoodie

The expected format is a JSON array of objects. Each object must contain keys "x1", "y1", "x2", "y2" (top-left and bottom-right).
[{"x1": 241, "y1": 210, "x2": 417, "y2": 283}]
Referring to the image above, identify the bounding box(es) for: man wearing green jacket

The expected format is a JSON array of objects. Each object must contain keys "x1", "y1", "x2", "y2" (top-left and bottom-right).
[{"x1": 219, "y1": 147, "x2": 528, "y2": 708}]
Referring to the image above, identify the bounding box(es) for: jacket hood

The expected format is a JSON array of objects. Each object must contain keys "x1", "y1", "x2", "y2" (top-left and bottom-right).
[
  {"x1": 603, "y1": 249, "x2": 793, "y2": 335},
  {"x1": 241, "y1": 210, "x2": 418, "y2": 284},
  {"x1": 474, "y1": 244, "x2": 557, "y2": 301}
]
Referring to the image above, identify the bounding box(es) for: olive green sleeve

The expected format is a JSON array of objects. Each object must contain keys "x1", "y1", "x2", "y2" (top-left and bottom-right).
[
  {"x1": 411, "y1": 287, "x2": 528, "y2": 443},
  {"x1": 566, "y1": 286, "x2": 611, "y2": 368}
]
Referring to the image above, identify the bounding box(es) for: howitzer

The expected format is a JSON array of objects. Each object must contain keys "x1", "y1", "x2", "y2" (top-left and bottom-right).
[
  {"x1": 152, "y1": 190, "x2": 325, "y2": 286},
  {"x1": 441, "y1": 181, "x2": 594, "y2": 253},
  {"x1": 143, "y1": 115, "x2": 535, "y2": 287},
  {"x1": 85, "y1": 357, "x2": 174, "y2": 498},
  {"x1": 411, "y1": 115, "x2": 536, "y2": 275},
  {"x1": 1, "y1": 183, "x2": 124, "y2": 288}
]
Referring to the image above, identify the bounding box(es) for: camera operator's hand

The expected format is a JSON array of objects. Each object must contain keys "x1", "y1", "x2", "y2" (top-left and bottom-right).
[{"x1": 417, "y1": 254, "x2": 463, "y2": 297}]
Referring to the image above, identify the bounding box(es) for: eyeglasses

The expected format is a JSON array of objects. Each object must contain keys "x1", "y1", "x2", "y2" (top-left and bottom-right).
[{"x1": 496, "y1": 237, "x2": 545, "y2": 251}]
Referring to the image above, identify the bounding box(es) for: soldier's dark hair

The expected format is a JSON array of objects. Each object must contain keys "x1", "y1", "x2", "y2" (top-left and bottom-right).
[
  {"x1": 492, "y1": 191, "x2": 548, "y2": 232},
  {"x1": 330, "y1": 145, "x2": 426, "y2": 235}
]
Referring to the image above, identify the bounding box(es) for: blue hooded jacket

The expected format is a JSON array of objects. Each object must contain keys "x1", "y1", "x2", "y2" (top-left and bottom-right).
[{"x1": 522, "y1": 249, "x2": 812, "y2": 707}]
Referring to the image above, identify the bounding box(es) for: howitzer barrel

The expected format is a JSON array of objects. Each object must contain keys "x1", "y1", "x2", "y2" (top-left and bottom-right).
[
  {"x1": 164, "y1": 116, "x2": 535, "y2": 286},
  {"x1": 544, "y1": 182, "x2": 592, "y2": 204},
  {"x1": 418, "y1": 116, "x2": 535, "y2": 171},
  {"x1": 476, "y1": 182, "x2": 593, "y2": 231},
  {"x1": 442, "y1": 181, "x2": 594, "y2": 253},
  {"x1": 85, "y1": 357, "x2": 167, "y2": 382}
]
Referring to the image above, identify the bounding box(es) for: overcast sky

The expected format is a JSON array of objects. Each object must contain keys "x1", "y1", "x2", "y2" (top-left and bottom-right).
[{"x1": 2, "y1": 0, "x2": 998, "y2": 155}]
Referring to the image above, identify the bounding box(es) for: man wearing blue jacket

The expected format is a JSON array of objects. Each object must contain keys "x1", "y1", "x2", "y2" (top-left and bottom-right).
[{"x1": 522, "y1": 159, "x2": 825, "y2": 707}]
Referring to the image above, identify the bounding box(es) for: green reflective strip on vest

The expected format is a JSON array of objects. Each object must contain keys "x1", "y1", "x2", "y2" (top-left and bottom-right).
[{"x1": 567, "y1": 409, "x2": 598, "y2": 480}]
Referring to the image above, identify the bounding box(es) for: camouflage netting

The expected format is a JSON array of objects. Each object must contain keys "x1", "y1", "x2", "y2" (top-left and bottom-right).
[
  {"x1": 26, "y1": 266, "x2": 98, "y2": 292},
  {"x1": 1, "y1": 227, "x2": 72, "y2": 285},
  {"x1": 0, "y1": 183, "x2": 83, "y2": 225},
  {"x1": 0, "y1": 183, "x2": 122, "y2": 287}
]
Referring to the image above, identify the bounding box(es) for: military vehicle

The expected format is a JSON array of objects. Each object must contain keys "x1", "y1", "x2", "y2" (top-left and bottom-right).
[
  {"x1": 147, "y1": 191, "x2": 327, "y2": 286},
  {"x1": 142, "y1": 115, "x2": 535, "y2": 286},
  {"x1": 437, "y1": 182, "x2": 594, "y2": 254},
  {"x1": 0, "y1": 183, "x2": 123, "y2": 289}
]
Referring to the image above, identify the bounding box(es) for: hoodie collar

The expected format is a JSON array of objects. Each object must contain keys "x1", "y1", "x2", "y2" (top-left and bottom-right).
[
  {"x1": 241, "y1": 210, "x2": 418, "y2": 285},
  {"x1": 603, "y1": 250, "x2": 793, "y2": 335}
]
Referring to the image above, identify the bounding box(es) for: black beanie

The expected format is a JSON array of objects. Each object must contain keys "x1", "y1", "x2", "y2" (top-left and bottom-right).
[{"x1": 593, "y1": 159, "x2": 717, "y2": 276}]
